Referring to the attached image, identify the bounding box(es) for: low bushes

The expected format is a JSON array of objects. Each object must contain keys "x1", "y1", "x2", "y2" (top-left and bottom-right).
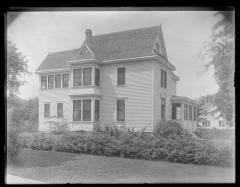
[
  {"x1": 194, "y1": 128, "x2": 234, "y2": 140},
  {"x1": 19, "y1": 121, "x2": 233, "y2": 167}
]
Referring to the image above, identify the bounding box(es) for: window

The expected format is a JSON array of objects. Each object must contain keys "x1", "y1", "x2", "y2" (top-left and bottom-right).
[
  {"x1": 41, "y1": 76, "x2": 47, "y2": 89},
  {"x1": 117, "y1": 67, "x2": 125, "y2": 86},
  {"x1": 184, "y1": 104, "x2": 188, "y2": 120},
  {"x1": 83, "y1": 100, "x2": 91, "y2": 121},
  {"x1": 48, "y1": 75, "x2": 54, "y2": 89},
  {"x1": 95, "y1": 100, "x2": 100, "y2": 121},
  {"x1": 55, "y1": 74, "x2": 61, "y2": 88},
  {"x1": 219, "y1": 121, "x2": 224, "y2": 127},
  {"x1": 73, "y1": 100, "x2": 81, "y2": 121},
  {"x1": 57, "y1": 103, "x2": 63, "y2": 117},
  {"x1": 83, "y1": 68, "x2": 92, "y2": 86},
  {"x1": 44, "y1": 103, "x2": 50, "y2": 118},
  {"x1": 117, "y1": 99, "x2": 125, "y2": 121},
  {"x1": 62, "y1": 74, "x2": 69, "y2": 88},
  {"x1": 73, "y1": 69, "x2": 82, "y2": 86},
  {"x1": 194, "y1": 107, "x2": 197, "y2": 121},
  {"x1": 189, "y1": 105, "x2": 192, "y2": 121},
  {"x1": 161, "y1": 98, "x2": 166, "y2": 121},
  {"x1": 161, "y1": 69, "x2": 167, "y2": 88},
  {"x1": 95, "y1": 68, "x2": 100, "y2": 86}
]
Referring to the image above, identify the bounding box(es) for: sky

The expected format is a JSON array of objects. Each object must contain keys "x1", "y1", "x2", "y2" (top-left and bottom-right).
[{"x1": 7, "y1": 10, "x2": 221, "y2": 100}]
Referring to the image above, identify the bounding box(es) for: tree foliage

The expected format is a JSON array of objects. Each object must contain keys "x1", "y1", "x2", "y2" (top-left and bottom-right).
[
  {"x1": 7, "y1": 39, "x2": 30, "y2": 97},
  {"x1": 201, "y1": 11, "x2": 235, "y2": 124}
]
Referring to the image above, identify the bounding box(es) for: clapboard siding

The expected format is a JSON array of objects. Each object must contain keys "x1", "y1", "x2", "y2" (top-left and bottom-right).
[
  {"x1": 100, "y1": 61, "x2": 154, "y2": 132},
  {"x1": 39, "y1": 89, "x2": 72, "y2": 131},
  {"x1": 153, "y1": 61, "x2": 177, "y2": 129}
]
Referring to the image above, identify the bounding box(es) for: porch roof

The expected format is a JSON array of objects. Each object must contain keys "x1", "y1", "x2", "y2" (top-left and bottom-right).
[{"x1": 171, "y1": 96, "x2": 197, "y2": 105}]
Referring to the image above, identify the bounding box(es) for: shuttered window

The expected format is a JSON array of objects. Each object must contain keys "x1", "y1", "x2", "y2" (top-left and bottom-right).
[
  {"x1": 117, "y1": 99, "x2": 125, "y2": 121},
  {"x1": 117, "y1": 67, "x2": 125, "y2": 86}
]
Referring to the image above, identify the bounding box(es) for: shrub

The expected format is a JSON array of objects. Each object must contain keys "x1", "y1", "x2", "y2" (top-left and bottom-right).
[
  {"x1": 19, "y1": 121, "x2": 233, "y2": 167},
  {"x1": 195, "y1": 128, "x2": 234, "y2": 140}
]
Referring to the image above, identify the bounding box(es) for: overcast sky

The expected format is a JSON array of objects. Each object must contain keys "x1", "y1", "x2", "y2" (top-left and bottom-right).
[{"x1": 7, "y1": 11, "x2": 221, "y2": 100}]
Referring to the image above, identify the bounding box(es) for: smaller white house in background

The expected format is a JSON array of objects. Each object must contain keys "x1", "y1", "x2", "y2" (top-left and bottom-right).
[{"x1": 198, "y1": 103, "x2": 233, "y2": 130}]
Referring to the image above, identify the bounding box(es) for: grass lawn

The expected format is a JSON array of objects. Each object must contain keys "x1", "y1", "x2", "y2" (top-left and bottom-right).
[{"x1": 7, "y1": 149, "x2": 235, "y2": 183}]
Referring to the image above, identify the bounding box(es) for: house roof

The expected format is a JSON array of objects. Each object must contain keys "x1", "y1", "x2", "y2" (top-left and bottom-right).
[{"x1": 36, "y1": 25, "x2": 169, "y2": 72}]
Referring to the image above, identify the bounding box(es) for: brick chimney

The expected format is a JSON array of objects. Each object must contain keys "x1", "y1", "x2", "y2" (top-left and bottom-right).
[{"x1": 85, "y1": 29, "x2": 92, "y2": 41}]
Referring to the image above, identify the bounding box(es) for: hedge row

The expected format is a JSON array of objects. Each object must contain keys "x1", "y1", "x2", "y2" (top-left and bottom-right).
[
  {"x1": 19, "y1": 121, "x2": 233, "y2": 167},
  {"x1": 194, "y1": 128, "x2": 234, "y2": 140}
]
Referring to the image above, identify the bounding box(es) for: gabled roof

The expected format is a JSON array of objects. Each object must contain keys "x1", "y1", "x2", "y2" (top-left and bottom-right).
[{"x1": 36, "y1": 25, "x2": 169, "y2": 72}]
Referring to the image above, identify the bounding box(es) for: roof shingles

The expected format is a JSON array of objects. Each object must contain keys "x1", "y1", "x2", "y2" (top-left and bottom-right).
[{"x1": 36, "y1": 25, "x2": 165, "y2": 72}]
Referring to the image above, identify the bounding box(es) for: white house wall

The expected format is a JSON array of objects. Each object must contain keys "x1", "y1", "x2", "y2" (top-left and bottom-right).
[{"x1": 100, "y1": 60, "x2": 154, "y2": 132}]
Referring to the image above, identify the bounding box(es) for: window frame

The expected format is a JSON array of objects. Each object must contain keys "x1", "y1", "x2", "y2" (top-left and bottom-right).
[
  {"x1": 83, "y1": 68, "x2": 92, "y2": 86},
  {"x1": 116, "y1": 99, "x2": 126, "y2": 122},
  {"x1": 57, "y1": 103, "x2": 63, "y2": 118},
  {"x1": 73, "y1": 100, "x2": 82, "y2": 121},
  {"x1": 117, "y1": 67, "x2": 126, "y2": 86},
  {"x1": 48, "y1": 75, "x2": 54, "y2": 89},
  {"x1": 82, "y1": 99, "x2": 91, "y2": 121},
  {"x1": 161, "y1": 69, "x2": 167, "y2": 89},
  {"x1": 95, "y1": 99, "x2": 100, "y2": 122},
  {"x1": 95, "y1": 68, "x2": 100, "y2": 86},
  {"x1": 44, "y1": 103, "x2": 50, "y2": 118},
  {"x1": 62, "y1": 73, "x2": 69, "y2": 88},
  {"x1": 41, "y1": 76, "x2": 47, "y2": 90},
  {"x1": 55, "y1": 74, "x2": 62, "y2": 89},
  {"x1": 73, "y1": 68, "x2": 82, "y2": 87}
]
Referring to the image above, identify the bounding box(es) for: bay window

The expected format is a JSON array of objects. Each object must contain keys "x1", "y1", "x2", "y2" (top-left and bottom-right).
[
  {"x1": 73, "y1": 100, "x2": 81, "y2": 121},
  {"x1": 95, "y1": 68, "x2": 100, "y2": 86},
  {"x1": 83, "y1": 68, "x2": 92, "y2": 86},
  {"x1": 95, "y1": 100, "x2": 100, "y2": 121},
  {"x1": 73, "y1": 69, "x2": 82, "y2": 86},
  {"x1": 83, "y1": 100, "x2": 91, "y2": 121}
]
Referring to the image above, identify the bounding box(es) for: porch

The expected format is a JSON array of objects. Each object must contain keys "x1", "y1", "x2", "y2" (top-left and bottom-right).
[{"x1": 171, "y1": 96, "x2": 198, "y2": 132}]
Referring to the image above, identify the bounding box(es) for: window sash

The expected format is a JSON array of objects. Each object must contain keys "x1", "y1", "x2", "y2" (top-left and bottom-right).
[
  {"x1": 95, "y1": 100, "x2": 100, "y2": 121},
  {"x1": 41, "y1": 76, "x2": 47, "y2": 89},
  {"x1": 83, "y1": 100, "x2": 91, "y2": 121},
  {"x1": 57, "y1": 103, "x2": 63, "y2": 117},
  {"x1": 48, "y1": 75, "x2": 54, "y2": 89},
  {"x1": 62, "y1": 74, "x2": 69, "y2": 88},
  {"x1": 117, "y1": 100, "x2": 125, "y2": 121},
  {"x1": 95, "y1": 68, "x2": 100, "y2": 86},
  {"x1": 83, "y1": 68, "x2": 92, "y2": 86},
  {"x1": 73, "y1": 100, "x2": 81, "y2": 121},
  {"x1": 55, "y1": 75, "x2": 61, "y2": 88},
  {"x1": 44, "y1": 104, "x2": 50, "y2": 117},
  {"x1": 73, "y1": 69, "x2": 82, "y2": 86},
  {"x1": 117, "y1": 68, "x2": 125, "y2": 86}
]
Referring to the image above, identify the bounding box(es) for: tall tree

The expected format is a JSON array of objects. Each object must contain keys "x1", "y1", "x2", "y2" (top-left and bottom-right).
[
  {"x1": 201, "y1": 11, "x2": 235, "y2": 125},
  {"x1": 7, "y1": 39, "x2": 30, "y2": 97}
]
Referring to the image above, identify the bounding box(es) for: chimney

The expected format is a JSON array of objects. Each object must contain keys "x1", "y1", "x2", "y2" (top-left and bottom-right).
[{"x1": 85, "y1": 29, "x2": 92, "y2": 41}]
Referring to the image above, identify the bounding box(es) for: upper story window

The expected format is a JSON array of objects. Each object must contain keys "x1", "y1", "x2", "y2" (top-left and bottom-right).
[
  {"x1": 48, "y1": 75, "x2": 54, "y2": 89},
  {"x1": 41, "y1": 76, "x2": 47, "y2": 89},
  {"x1": 55, "y1": 74, "x2": 61, "y2": 88},
  {"x1": 161, "y1": 69, "x2": 167, "y2": 89},
  {"x1": 117, "y1": 67, "x2": 125, "y2": 86},
  {"x1": 83, "y1": 68, "x2": 92, "y2": 86},
  {"x1": 73, "y1": 69, "x2": 82, "y2": 86},
  {"x1": 95, "y1": 68, "x2": 100, "y2": 86},
  {"x1": 62, "y1": 74, "x2": 69, "y2": 88}
]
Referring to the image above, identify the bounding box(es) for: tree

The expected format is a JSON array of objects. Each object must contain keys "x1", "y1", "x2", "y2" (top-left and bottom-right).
[
  {"x1": 201, "y1": 11, "x2": 235, "y2": 125},
  {"x1": 7, "y1": 39, "x2": 30, "y2": 97}
]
